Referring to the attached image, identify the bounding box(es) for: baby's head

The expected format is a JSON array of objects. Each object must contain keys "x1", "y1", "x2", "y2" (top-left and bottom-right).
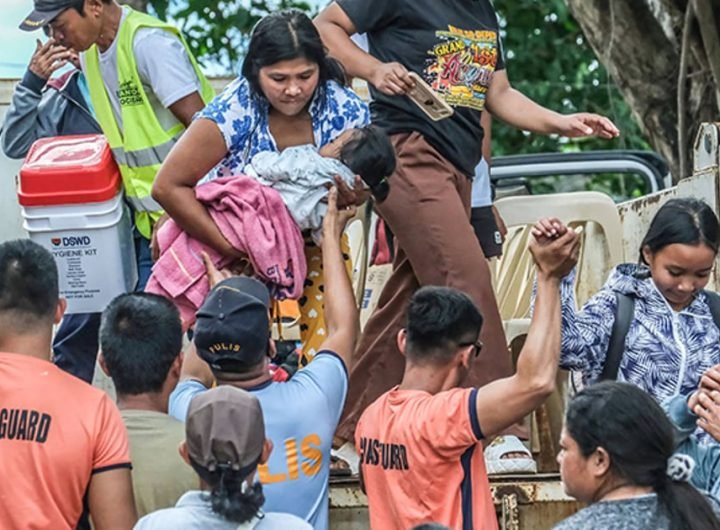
[{"x1": 320, "y1": 126, "x2": 395, "y2": 202}]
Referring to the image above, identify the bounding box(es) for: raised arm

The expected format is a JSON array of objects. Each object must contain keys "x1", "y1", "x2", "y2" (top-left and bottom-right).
[
  {"x1": 151, "y1": 119, "x2": 242, "y2": 258},
  {"x1": 474, "y1": 227, "x2": 580, "y2": 438},
  {"x1": 530, "y1": 219, "x2": 618, "y2": 383},
  {"x1": 317, "y1": 188, "x2": 360, "y2": 368}
]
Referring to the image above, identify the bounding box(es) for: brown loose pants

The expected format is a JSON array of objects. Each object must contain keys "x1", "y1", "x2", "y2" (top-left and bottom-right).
[{"x1": 336, "y1": 131, "x2": 525, "y2": 442}]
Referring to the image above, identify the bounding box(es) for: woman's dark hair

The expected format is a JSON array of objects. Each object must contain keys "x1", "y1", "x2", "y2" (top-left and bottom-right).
[
  {"x1": 206, "y1": 466, "x2": 265, "y2": 524},
  {"x1": 241, "y1": 9, "x2": 346, "y2": 96},
  {"x1": 340, "y1": 125, "x2": 395, "y2": 202},
  {"x1": 566, "y1": 382, "x2": 720, "y2": 530},
  {"x1": 639, "y1": 198, "x2": 720, "y2": 263}
]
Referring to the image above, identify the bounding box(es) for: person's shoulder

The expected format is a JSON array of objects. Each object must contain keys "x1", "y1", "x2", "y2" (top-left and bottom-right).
[
  {"x1": 47, "y1": 362, "x2": 110, "y2": 404},
  {"x1": 122, "y1": 409, "x2": 186, "y2": 433},
  {"x1": 132, "y1": 25, "x2": 181, "y2": 48},
  {"x1": 554, "y1": 498, "x2": 664, "y2": 530},
  {"x1": 134, "y1": 506, "x2": 188, "y2": 529},
  {"x1": 298, "y1": 350, "x2": 349, "y2": 382},
  {"x1": 257, "y1": 512, "x2": 313, "y2": 529},
  {"x1": 322, "y1": 79, "x2": 365, "y2": 104},
  {"x1": 201, "y1": 76, "x2": 253, "y2": 115},
  {"x1": 551, "y1": 505, "x2": 599, "y2": 530}
]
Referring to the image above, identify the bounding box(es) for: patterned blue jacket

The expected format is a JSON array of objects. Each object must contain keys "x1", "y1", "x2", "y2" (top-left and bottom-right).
[
  {"x1": 664, "y1": 393, "x2": 720, "y2": 501},
  {"x1": 561, "y1": 263, "x2": 720, "y2": 405}
]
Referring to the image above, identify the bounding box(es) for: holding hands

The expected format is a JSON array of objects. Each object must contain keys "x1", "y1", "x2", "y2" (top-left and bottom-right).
[
  {"x1": 529, "y1": 217, "x2": 580, "y2": 280},
  {"x1": 689, "y1": 365, "x2": 720, "y2": 441}
]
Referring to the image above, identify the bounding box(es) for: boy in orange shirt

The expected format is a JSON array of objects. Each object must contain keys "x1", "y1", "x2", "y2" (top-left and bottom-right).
[
  {"x1": 356, "y1": 220, "x2": 579, "y2": 530},
  {"x1": 0, "y1": 239, "x2": 136, "y2": 530}
]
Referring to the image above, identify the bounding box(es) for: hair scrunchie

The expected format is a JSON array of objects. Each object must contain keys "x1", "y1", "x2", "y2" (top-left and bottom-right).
[{"x1": 666, "y1": 453, "x2": 696, "y2": 482}]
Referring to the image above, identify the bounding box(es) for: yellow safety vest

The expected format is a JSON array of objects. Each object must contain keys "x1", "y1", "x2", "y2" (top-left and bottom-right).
[{"x1": 84, "y1": 8, "x2": 215, "y2": 238}]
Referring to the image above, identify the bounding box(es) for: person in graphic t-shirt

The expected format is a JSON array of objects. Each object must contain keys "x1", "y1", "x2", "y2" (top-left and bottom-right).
[
  {"x1": 0, "y1": 240, "x2": 136, "y2": 530},
  {"x1": 314, "y1": 0, "x2": 620, "y2": 472}
]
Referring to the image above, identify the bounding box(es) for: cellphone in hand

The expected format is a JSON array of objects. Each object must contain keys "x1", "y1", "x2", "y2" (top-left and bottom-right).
[{"x1": 406, "y1": 72, "x2": 454, "y2": 122}]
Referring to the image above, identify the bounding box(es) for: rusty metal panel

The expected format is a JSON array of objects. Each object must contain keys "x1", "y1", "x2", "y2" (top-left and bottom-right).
[
  {"x1": 329, "y1": 475, "x2": 583, "y2": 530},
  {"x1": 618, "y1": 170, "x2": 720, "y2": 290}
]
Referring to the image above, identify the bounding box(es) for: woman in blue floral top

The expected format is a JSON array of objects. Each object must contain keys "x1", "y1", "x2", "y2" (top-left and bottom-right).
[
  {"x1": 153, "y1": 9, "x2": 370, "y2": 360},
  {"x1": 543, "y1": 198, "x2": 720, "y2": 408}
]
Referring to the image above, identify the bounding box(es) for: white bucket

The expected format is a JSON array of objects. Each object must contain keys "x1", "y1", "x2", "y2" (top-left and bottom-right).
[{"x1": 22, "y1": 192, "x2": 137, "y2": 314}]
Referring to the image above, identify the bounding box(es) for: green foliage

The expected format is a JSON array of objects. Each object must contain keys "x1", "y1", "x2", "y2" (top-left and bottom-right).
[
  {"x1": 492, "y1": 0, "x2": 650, "y2": 156},
  {"x1": 146, "y1": 0, "x2": 315, "y2": 72}
]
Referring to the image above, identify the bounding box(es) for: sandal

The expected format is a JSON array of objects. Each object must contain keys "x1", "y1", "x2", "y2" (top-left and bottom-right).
[
  {"x1": 330, "y1": 455, "x2": 352, "y2": 477},
  {"x1": 330, "y1": 442, "x2": 360, "y2": 476},
  {"x1": 484, "y1": 435, "x2": 537, "y2": 475}
]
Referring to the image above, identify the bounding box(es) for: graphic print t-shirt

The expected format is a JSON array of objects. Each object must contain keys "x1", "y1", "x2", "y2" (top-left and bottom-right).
[{"x1": 337, "y1": 0, "x2": 505, "y2": 176}]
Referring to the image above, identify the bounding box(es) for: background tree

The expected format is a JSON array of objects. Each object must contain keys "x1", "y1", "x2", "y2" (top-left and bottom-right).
[{"x1": 567, "y1": 0, "x2": 720, "y2": 181}]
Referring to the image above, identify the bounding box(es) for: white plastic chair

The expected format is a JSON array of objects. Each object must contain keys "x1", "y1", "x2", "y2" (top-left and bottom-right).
[
  {"x1": 493, "y1": 191, "x2": 622, "y2": 323},
  {"x1": 493, "y1": 191, "x2": 623, "y2": 470}
]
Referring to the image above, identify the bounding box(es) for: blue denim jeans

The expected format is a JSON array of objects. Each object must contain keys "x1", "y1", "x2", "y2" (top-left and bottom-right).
[{"x1": 53, "y1": 234, "x2": 153, "y2": 382}]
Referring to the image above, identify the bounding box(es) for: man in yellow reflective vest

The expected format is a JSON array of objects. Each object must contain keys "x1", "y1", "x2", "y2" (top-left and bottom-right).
[{"x1": 19, "y1": 0, "x2": 214, "y2": 383}]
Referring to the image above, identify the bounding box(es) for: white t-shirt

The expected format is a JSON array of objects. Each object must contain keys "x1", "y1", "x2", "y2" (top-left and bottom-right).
[
  {"x1": 472, "y1": 157, "x2": 492, "y2": 208},
  {"x1": 169, "y1": 352, "x2": 348, "y2": 530},
  {"x1": 134, "y1": 490, "x2": 312, "y2": 530},
  {"x1": 80, "y1": 7, "x2": 200, "y2": 132}
]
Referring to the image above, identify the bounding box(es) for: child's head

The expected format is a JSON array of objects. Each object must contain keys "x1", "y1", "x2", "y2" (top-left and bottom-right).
[
  {"x1": 639, "y1": 198, "x2": 719, "y2": 309},
  {"x1": 321, "y1": 126, "x2": 395, "y2": 202}
]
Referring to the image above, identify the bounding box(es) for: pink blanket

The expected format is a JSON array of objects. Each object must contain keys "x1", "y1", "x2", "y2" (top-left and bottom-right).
[{"x1": 145, "y1": 176, "x2": 306, "y2": 327}]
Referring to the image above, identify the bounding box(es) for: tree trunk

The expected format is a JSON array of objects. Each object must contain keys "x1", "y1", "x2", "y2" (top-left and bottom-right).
[
  {"x1": 566, "y1": 0, "x2": 720, "y2": 181},
  {"x1": 118, "y1": 0, "x2": 149, "y2": 12}
]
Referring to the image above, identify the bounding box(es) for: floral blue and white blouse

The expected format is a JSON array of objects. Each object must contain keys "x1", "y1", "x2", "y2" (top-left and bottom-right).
[
  {"x1": 561, "y1": 263, "x2": 720, "y2": 406},
  {"x1": 197, "y1": 76, "x2": 370, "y2": 181}
]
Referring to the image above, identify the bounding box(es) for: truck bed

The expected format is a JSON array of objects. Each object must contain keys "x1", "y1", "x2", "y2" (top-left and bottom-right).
[{"x1": 329, "y1": 474, "x2": 581, "y2": 530}]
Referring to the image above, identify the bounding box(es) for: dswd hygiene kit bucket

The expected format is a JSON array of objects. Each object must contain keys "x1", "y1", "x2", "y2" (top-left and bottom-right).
[{"x1": 18, "y1": 134, "x2": 137, "y2": 313}]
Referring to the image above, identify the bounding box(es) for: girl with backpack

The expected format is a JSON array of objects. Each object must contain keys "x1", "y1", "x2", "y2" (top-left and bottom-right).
[{"x1": 535, "y1": 198, "x2": 720, "y2": 406}]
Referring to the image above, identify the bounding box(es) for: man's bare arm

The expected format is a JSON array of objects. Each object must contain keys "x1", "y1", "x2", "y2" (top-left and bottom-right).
[
  {"x1": 317, "y1": 188, "x2": 360, "y2": 369},
  {"x1": 474, "y1": 228, "x2": 579, "y2": 438},
  {"x1": 88, "y1": 468, "x2": 137, "y2": 530}
]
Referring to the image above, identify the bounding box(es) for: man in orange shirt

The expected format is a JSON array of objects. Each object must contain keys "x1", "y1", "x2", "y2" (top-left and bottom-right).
[
  {"x1": 356, "y1": 222, "x2": 580, "y2": 530},
  {"x1": 0, "y1": 239, "x2": 136, "y2": 530}
]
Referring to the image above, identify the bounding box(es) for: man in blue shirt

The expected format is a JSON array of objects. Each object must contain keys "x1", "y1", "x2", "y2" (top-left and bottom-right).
[{"x1": 169, "y1": 189, "x2": 358, "y2": 530}]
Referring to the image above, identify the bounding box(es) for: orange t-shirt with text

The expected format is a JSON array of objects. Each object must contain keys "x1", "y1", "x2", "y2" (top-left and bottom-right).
[
  {"x1": 0, "y1": 353, "x2": 131, "y2": 529},
  {"x1": 356, "y1": 387, "x2": 498, "y2": 530}
]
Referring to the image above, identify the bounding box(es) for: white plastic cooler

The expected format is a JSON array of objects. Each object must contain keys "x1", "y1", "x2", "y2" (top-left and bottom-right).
[{"x1": 18, "y1": 135, "x2": 137, "y2": 314}]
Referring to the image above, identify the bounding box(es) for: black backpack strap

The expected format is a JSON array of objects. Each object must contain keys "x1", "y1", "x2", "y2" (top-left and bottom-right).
[
  {"x1": 601, "y1": 292, "x2": 636, "y2": 381},
  {"x1": 704, "y1": 290, "x2": 720, "y2": 331}
]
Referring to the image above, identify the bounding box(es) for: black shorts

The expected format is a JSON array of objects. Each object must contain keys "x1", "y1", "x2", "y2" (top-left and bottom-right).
[{"x1": 470, "y1": 206, "x2": 503, "y2": 258}]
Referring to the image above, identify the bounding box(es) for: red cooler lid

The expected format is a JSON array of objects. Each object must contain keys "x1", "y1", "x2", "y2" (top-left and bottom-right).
[{"x1": 18, "y1": 134, "x2": 122, "y2": 206}]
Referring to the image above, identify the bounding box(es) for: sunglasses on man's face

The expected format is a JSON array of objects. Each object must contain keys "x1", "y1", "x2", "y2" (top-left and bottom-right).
[{"x1": 458, "y1": 339, "x2": 484, "y2": 358}]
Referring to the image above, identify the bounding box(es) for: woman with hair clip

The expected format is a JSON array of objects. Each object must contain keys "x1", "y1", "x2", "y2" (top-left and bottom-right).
[
  {"x1": 534, "y1": 198, "x2": 720, "y2": 410},
  {"x1": 135, "y1": 386, "x2": 311, "y2": 529},
  {"x1": 554, "y1": 381, "x2": 720, "y2": 530},
  {"x1": 152, "y1": 8, "x2": 370, "y2": 364}
]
